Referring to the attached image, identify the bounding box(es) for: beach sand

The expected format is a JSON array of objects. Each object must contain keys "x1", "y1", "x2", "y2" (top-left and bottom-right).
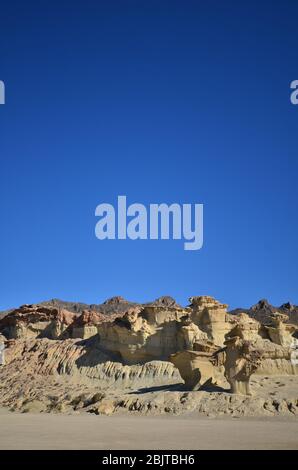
[{"x1": 0, "y1": 408, "x2": 297, "y2": 450}]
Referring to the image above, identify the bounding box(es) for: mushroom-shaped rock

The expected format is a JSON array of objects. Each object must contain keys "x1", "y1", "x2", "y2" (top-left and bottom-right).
[
  {"x1": 224, "y1": 336, "x2": 263, "y2": 395},
  {"x1": 170, "y1": 350, "x2": 217, "y2": 390}
]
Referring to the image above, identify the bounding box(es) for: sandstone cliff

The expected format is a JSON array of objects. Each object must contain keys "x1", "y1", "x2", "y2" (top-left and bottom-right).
[{"x1": 0, "y1": 294, "x2": 298, "y2": 417}]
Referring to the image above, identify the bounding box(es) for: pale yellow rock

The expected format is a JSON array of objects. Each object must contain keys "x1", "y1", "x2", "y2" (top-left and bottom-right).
[
  {"x1": 2, "y1": 294, "x2": 298, "y2": 418},
  {"x1": 224, "y1": 336, "x2": 262, "y2": 395},
  {"x1": 72, "y1": 325, "x2": 98, "y2": 339},
  {"x1": 93, "y1": 400, "x2": 115, "y2": 415},
  {"x1": 266, "y1": 312, "x2": 297, "y2": 347},
  {"x1": 189, "y1": 296, "x2": 231, "y2": 346},
  {"x1": 177, "y1": 315, "x2": 208, "y2": 350},
  {"x1": 228, "y1": 313, "x2": 262, "y2": 341},
  {"x1": 170, "y1": 350, "x2": 218, "y2": 390}
]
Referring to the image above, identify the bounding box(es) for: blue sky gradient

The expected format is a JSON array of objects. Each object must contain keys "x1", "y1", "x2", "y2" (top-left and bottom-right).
[{"x1": 0, "y1": 1, "x2": 297, "y2": 310}]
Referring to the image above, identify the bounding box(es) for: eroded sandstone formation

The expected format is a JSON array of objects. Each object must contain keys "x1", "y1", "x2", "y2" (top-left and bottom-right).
[
  {"x1": 0, "y1": 304, "x2": 76, "y2": 340},
  {"x1": 177, "y1": 314, "x2": 208, "y2": 350},
  {"x1": 0, "y1": 294, "x2": 298, "y2": 415},
  {"x1": 223, "y1": 336, "x2": 263, "y2": 395},
  {"x1": 265, "y1": 312, "x2": 296, "y2": 347},
  {"x1": 188, "y1": 296, "x2": 232, "y2": 346},
  {"x1": 97, "y1": 296, "x2": 234, "y2": 364},
  {"x1": 170, "y1": 344, "x2": 225, "y2": 391},
  {"x1": 0, "y1": 303, "x2": 126, "y2": 341},
  {"x1": 72, "y1": 310, "x2": 108, "y2": 339},
  {"x1": 169, "y1": 304, "x2": 298, "y2": 395}
]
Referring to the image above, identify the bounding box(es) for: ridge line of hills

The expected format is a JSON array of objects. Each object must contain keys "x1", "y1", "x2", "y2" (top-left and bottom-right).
[{"x1": 1, "y1": 296, "x2": 298, "y2": 326}]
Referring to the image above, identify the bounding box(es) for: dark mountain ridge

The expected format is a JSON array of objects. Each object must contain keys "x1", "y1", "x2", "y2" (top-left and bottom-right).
[{"x1": 0, "y1": 295, "x2": 181, "y2": 317}]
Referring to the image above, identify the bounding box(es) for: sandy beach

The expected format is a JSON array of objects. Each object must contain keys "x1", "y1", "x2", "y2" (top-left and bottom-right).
[{"x1": 0, "y1": 409, "x2": 297, "y2": 450}]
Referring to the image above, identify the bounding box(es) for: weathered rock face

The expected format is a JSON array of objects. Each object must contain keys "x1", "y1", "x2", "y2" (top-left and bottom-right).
[
  {"x1": 50, "y1": 309, "x2": 77, "y2": 339},
  {"x1": 188, "y1": 296, "x2": 231, "y2": 346},
  {"x1": 20, "y1": 296, "x2": 141, "y2": 316},
  {"x1": 72, "y1": 310, "x2": 108, "y2": 339},
  {"x1": 226, "y1": 313, "x2": 298, "y2": 392},
  {"x1": 141, "y1": 303, "x2": 187, "y2": 326},
  {"x1": 170, "y1": 351, "x2": 214, "y2": 390},
  {"x1": 0, "y1": 333, "x2": 5, "y2": 365},
  {"x1": 224, "y1": 336, "x2": 263, "y2": 395},
  {"x1": 0, "y1": 305, "x2": 76, "y2": 340},
  {"x1": 253, "y1": 338, "x2": 298, "y2": 375},
  {"x1": 98, "y1": 309, "x2": 162, "y2": 364},
  {"x1": 227, "y1": 313, "x2": 264, "y2": 342},
  {"x1": 1, "y1": 293, "x2": 298, "y2": 416},
  {"x1": 2, "y1": 337, "x2": 180, "y2": 390},
  {"x1": 97, "y1": 296, "x2": 237, "y2": 365},
  {"x1": 146, "y1": 296, "x2": 182, "y2": 309},
  {"x1": 170, "y1": 346, "x2": 226, "y2": 391},
  {"x1": 169, "y1": 306, "x2": 298, "y2": 395},
  {"x1": 0, "y1": 303, "x2": 129, "y2": 341},
  {"x1": 230, "y1": 299, "x2": 298, "y2": 326},
  {"x1": 280, "y1": 302, "x2": 298, "y2": 326},
  {"x1": 98, "y1": 305, "x2": 208, "y2": 364},
  {"x1": 0, "y1": 295, "x2": 234, "y2": 347},
  {"x1": 265, "y1": 313, "x2": 296, "y2": 347},
  {"x1": 96, "y1": 295, "x2": 298, "y2": 378},
  {"x1": 177, "y1": 314, "x2": 208, "y2": 350}
]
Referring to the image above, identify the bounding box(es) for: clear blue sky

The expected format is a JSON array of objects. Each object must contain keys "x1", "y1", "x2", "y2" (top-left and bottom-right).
[{"x1": 0, "y1": 1, "x2": 297, "y2": 310}]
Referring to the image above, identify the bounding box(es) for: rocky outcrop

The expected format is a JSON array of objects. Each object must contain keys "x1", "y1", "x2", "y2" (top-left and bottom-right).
[
  {"x1": 50, "y1": 308, "x2": 77, "y2": 339},
  {"x1": 0, "y1": 304, "x2": 76, "y2": 340},
  {"x1": 223, "y1": 315, "x2": 298, "y2": 394},
  {"x1": 146, "y1": 296, "x2": 182, "y2": 309},
  {"x1": 189, "y1": 296, "x2": 232, "y2": 346},
  {"x1": 0, "y1": 333, "x2": 5, "y2": 365},
  {"x1": 72, "y1": 310, "x2": 108, "y2": 339},
  {"x1": 1, "y1": 337, "x2": 298, "y2": 417},
  {"x1": 224, "y1": 336, "x2": 263, "y2": 395},
  {"x1": 177, "y1": 314, "x2": 208, "y2": 350},
  {"x1": 99, "y1": 296, "x2": 140, "y2": 315},
  {"x1": 265, "y1": 312, "x2": 297, "y2": 347},
  {"x1": 97, "y1": 296, "x2": 233, "y2": 365},
  {"x1": 98, "y1": 309, "x2": 158, "y2": 364},
  {"x1": 0, "y1": 303, "x2": 132, "y2": 341},
  {"x1": 170, "y1": 346, "x2": 225, "y2": 391},
  {"x1": 0, "y1": 296, "x2": 141, "y2": 318},
  {"x1": 227, "y1": 313, "x2": 263, "y2": 341},
  {"x1": 2, "y1": 337, "x2": 180, "y2": 389},
  {"x1": 1, "y1": 294, "x2": 298, "y2": 416},
  {"x1": 98, "y1": 304, "x2": 209, "y2": 364},
  {"x1": 230, "y1": 299, "x2": 298, "y2": 326},
  {"x1": 169, "y1": 307, "x2": 298, "y2": 395}
]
